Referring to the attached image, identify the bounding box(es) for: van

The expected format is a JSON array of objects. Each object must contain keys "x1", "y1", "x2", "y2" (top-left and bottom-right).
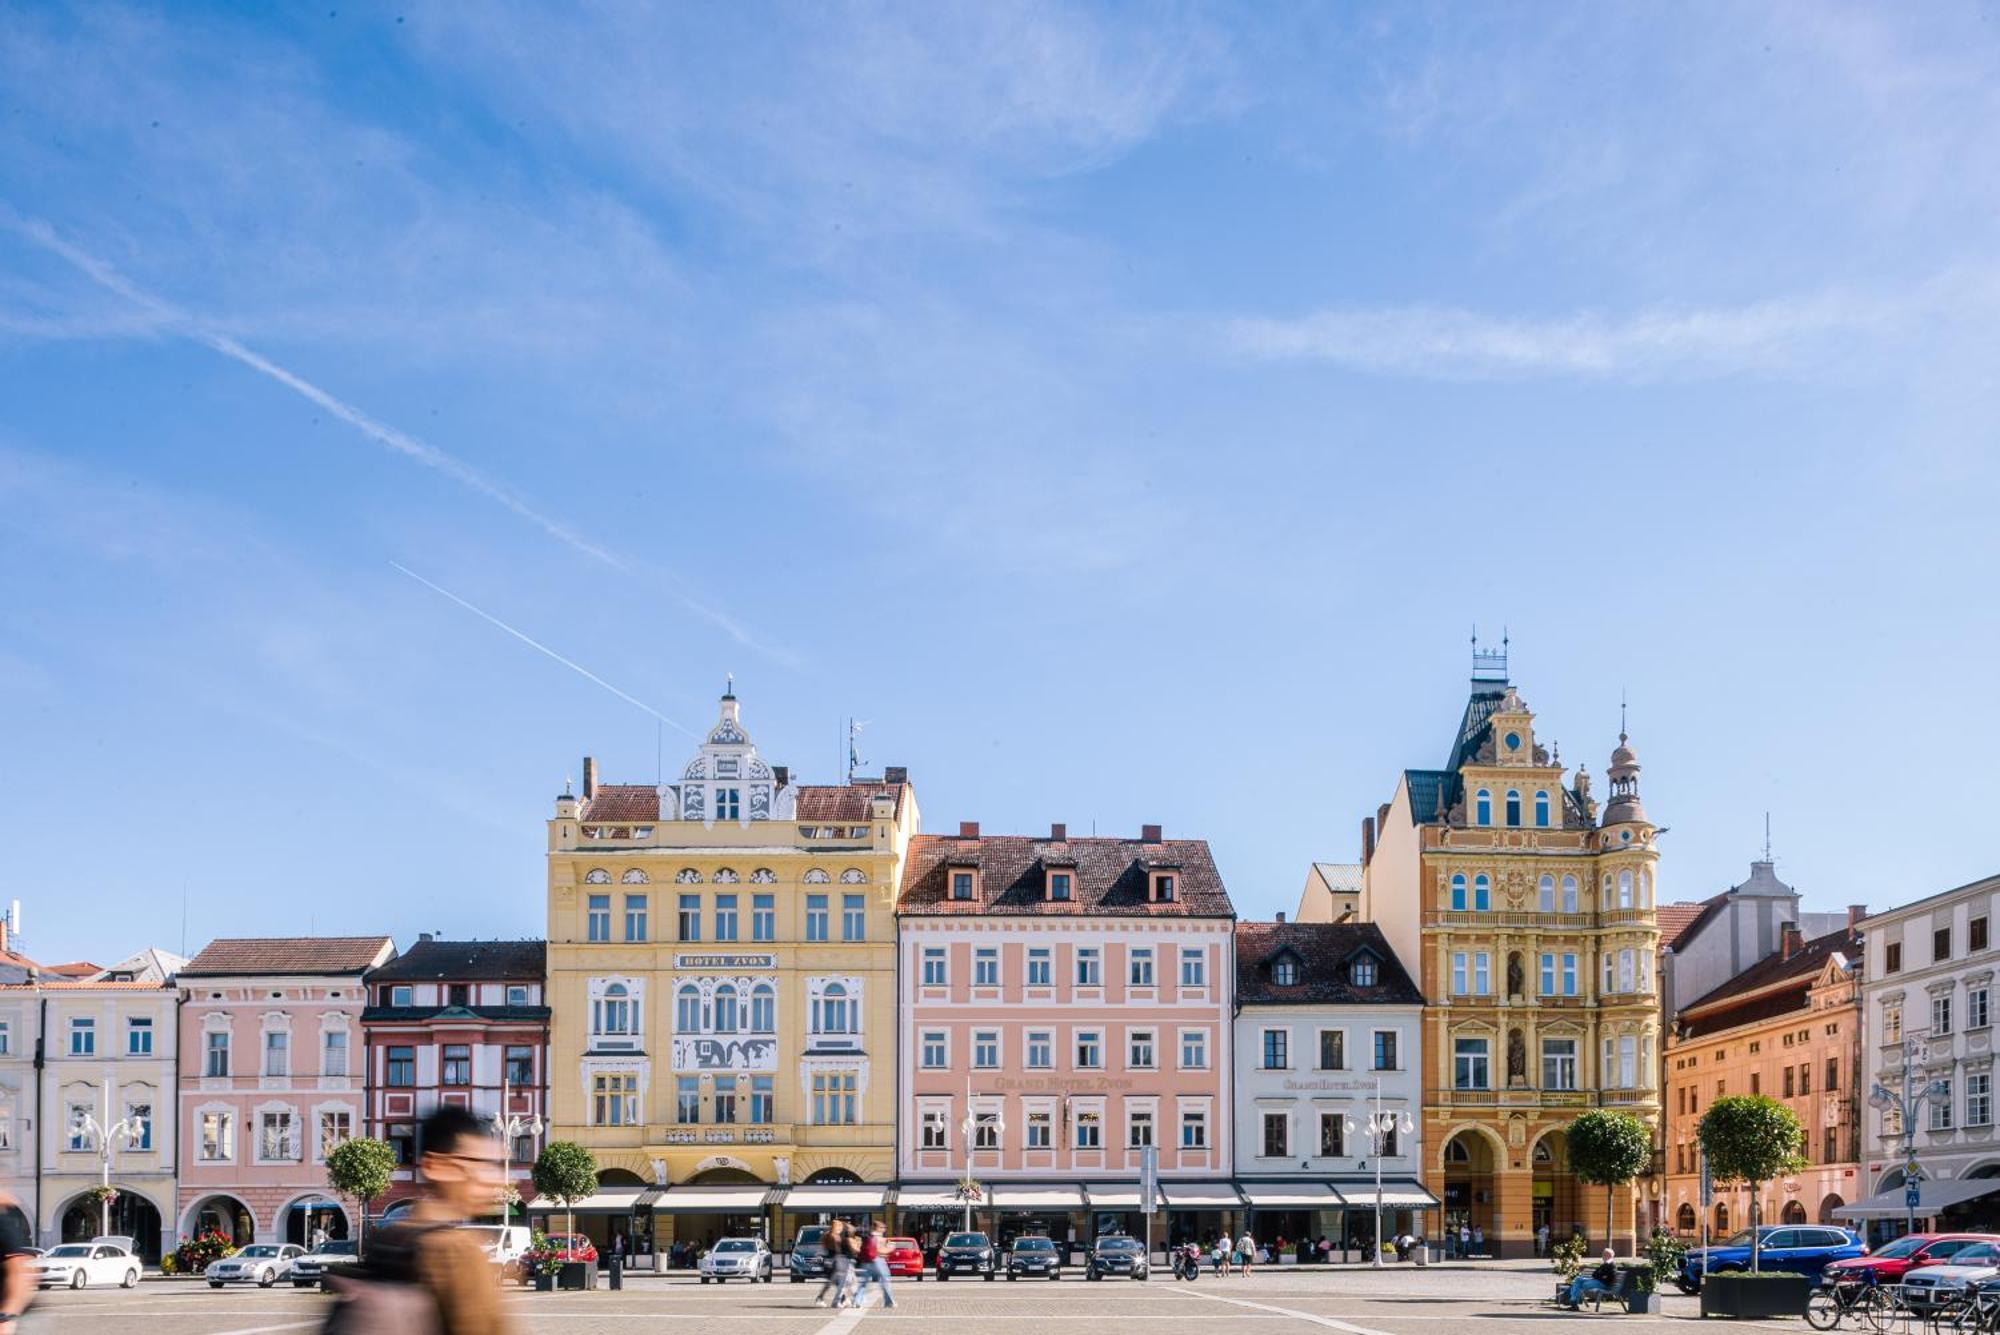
[{"x1": 458, "y1": 1224, "x2": 532, "y2": 1270}]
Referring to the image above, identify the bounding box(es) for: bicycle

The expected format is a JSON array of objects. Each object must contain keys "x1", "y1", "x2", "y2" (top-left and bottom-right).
[{"x1": 1807, "y1": 1277, "x2": 1891, "y2": 1331}]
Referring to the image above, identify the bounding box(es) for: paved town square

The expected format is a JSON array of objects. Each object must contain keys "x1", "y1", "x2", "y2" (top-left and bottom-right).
[{"x1": 18, "y1": 1262, "x2": 1802, "y2": 1335}]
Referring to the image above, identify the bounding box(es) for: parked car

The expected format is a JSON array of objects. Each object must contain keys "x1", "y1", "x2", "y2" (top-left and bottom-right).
[
  {"x1": 1007, "y1": 1236, "x2": 1060, "y2": 1281},
  {"x1": 1897, "y1": 1242, "x2": 2000, "y2": 1311},
  {"x1": 885, "y1": 1236, "x2": 925, "y2": 1279},
  {"x1": 534, "y1": 1233, "x2": 598, "y2": 1266},
  {"x1": 1678, "y1": 1226, "x2": 1866, "y2": 1293},
  {"x1": 34, "y1": 1240, "x2": 141, "y2": 1290},
  {"x1": 1085, "y1": 1234, "x2": 1149, "y2": 1282},
  {"x1": 701, "y1": 1237, "x2": 774, "y2": 1284},
  {"x1": 1823, "y1": 1233, "x2": 2000, "y2": 1286},
  {"x1": 789, "y1": 1224, "x2": 832, "y2": 1282},
  {"x1": 206, "y1": 1243, "x2": 307, "y2": 1288},
  {"x1": 290, "y1": 1238, "x2": 360, "y2": 1288},
  {"x1": 936, "y1": 1231, "x2": 997, "y2": 1281},
  {"x1": 458, "y1": 1225, "x2": 531, "y2": 1274}
]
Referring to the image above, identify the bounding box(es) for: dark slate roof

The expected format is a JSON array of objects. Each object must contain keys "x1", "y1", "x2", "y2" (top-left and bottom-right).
[
  {"x1": 1448, "y1": 683, "x2": 1511, "y2": 772},
  {"x1": 1235, "y1": 922, "x2": 1423, "y2": 1006},
  {"x1": 361, "y1": 1004, "x2": 551, "y2": 1024},
  {"x1": 1678, "y1": 927, "x2": 1859, "y2": 1039},
  {"x1": 181, "y1": 937, "x2": 395, "y2": 977},
  {"x1": 366, "y1": 939, "x2": 545, "y2": 983},
  {"x1": 1403, "y1": 769, "x2": 1458, "y2": 824},
  {"x1": 898, "y1": 833, "x2": 1235, "y2": 918}
]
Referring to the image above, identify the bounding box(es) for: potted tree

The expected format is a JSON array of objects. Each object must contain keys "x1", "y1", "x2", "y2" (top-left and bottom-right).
[
  {"x1": 532, "y1": 1142, "x2": 600, "y2": 1291},
  {"x1": 1696, "y1": 1096, "x2": 1808, "y2": 1318},
  {"x1": 325, "y1": 1136, "x2": 396, "y2": 1257}
]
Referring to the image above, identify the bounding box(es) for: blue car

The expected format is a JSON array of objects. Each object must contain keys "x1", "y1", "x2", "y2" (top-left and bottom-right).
[{"x1": 1677, "y1": 1225, "x2": 1868, "y2": 1293}]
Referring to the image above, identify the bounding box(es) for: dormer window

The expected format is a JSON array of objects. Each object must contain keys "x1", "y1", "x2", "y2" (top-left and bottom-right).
[
  {"x1": 1350, "y1": 955, "x2": 1378, "y2": 987},
  {"x1": 1151, "y1": 872, "x2": 1177, "y2": 902},
  {"x1": 1272, "y1": 954, "x2": 1300, "y2": 986},
  {"x1": 1047, "y1": 871, "x2": 1072, "y2": 901},
  {"x1": 389, "y1": 985, "x2": 413, "y2": 1007},
  {"x1": 950, "y1": 870, "x2": 977, "y2": 901}
]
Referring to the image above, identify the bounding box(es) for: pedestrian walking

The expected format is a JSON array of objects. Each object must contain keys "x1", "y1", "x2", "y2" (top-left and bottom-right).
[
  {"x1": 1237, "y1": 1230, "x2": 1256, "y2": 1277},
  {"x1": 0, "y1": 1187, "x2": 33, "y2": 1329},
  {"x1": 1211, "y1": 1236, "x2": 1227, "y2": 1276},
  {"x1": 1458, "y1": 1223, "x2": 1470, "y2": 1258},
  {"x1": 1471, "y1": 1225, "x2": 1484, "y2": 1257},
  {"x1": 814, "y1": 1220, "x2": 852, "y2": 1307},
  {"x1": 851, "y1": 1223, "x2": 897, "y2": 1309},
  {"x1": 1536, "y1": 1223, "x2": 1549, "y2": 1258}
]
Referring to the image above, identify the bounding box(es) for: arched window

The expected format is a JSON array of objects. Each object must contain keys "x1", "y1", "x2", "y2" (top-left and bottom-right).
[
  {"x1": 1475, "y1": 790, "x2": 1491, "y2": 826},
  {"x1": 751, "y1": 984, "x2": 775, "y2": 1033},
  {"x1": 1451, "y1": 874, "x2": 1467, "y2": 912},
  {"x1": 1473, "y1": 874, "x2": 1491, "y2": 912},
  {"x1": 1618, "y1": 869, "x2": 1634, "y2": 909},
  {"x1": 1538, "y1": 875, "x2": 1556, "y2": 913},
  {"x1": 713, "y1": 985, "x2": 738, "y2": 1034},
  {"x1": 595, "y1": 983, "x2": 631, "y2": 1036},
  {"x1": 813, "y1": 982, "x2": 853, "y2": 1035},
  {"x1": 1601, "y1": 875, "x2": 1613, "y2": 909},
  {"x1": 584, "y1": 868, "x2": 611, "y2": 885},
  {"x1": 1561, "y1": 875, "x2": 1579, "y2": 913},
  {"x1": 1535, "y1": 791, "x2": 1551, "y2": 828},
  {"x1": 1444, "y1": 1138, "x2": 1471, "y2": 1164},
  {"x1": 1505, "y1": 790, "x2": 1522, "y2": 826},
  {"x1": 1714, "y1": 1203, "x2": 1729, "y2": 1233},
  {"x1": 621, "y1": 868, "x2": 649, "y2": 884},
  {"x1": 1677, "y1": 1203, "x2": 1697, "y2": 1232},
  {"x1": 1640, "y1": 869, "x2": 1652, "y2": 906},
  {"x1": 675, "y1": 985, "x2": 700, "y2": 1033}
]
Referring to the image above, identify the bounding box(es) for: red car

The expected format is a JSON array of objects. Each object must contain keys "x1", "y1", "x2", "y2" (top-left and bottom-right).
[
  {"x1": 536, "y1": 1234, "x2": 599, "y2": 1264},
  {"x1": 1823, "y1": 1233, "x2": 2000, "y2": 1284},
  {"x1": 885, "y1": 1237, "x2": 925, "y2": 1280}
]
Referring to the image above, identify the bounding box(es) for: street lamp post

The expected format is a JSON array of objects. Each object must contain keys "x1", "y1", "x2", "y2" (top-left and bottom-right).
[
  {"x1": 1343, "y1": 1076, "x2": 1416, "y2": 1269},
  {"x1": 497, "y1": 1070, "x2": 544, "y2": 1224},
  {"x1": 959, "y1": 1079, "x2": 1003, "y2": 1234},
  {"x1": 1869, "y1": 1034, "x2": 1951, "y2": 1239},
  {"x1": 71, "y1": 1081, "x2": 145, "y2": 1238}
]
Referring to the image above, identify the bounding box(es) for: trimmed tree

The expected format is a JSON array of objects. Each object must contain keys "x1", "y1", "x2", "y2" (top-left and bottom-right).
[
  {"x1": 1567, "y1": 1109, "x2": 1653, "y2": 1256},
  {"x1": 532, "y1": 1141, "x2": 599, "y2": 1242},
  {"x1": 1698, "y1": 1095, "x2": 1805, "y2": 1274},
  {"x1": 325, "y1": 1136, "x2": 397, "y2": 1248}
]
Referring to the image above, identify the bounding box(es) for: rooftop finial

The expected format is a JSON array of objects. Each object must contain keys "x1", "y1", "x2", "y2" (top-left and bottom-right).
[
  {"x1": 1470, "y1": 626, "x2": 1509, "y2": 682},
  {"x1": 1619, "y1": 689, "x2": 1628, "y2": 744},
  {"x1": 724, "y1": 672, "x2": 735, "y2": 699}
]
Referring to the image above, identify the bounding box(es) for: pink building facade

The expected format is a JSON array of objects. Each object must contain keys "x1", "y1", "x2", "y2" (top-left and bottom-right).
[
  {"x1": 176, "y1": 937, "x2": 395, "y2": 1246},
  {"x1": 897, "y1": 824, "x2": 1237, "y2": 1252}
]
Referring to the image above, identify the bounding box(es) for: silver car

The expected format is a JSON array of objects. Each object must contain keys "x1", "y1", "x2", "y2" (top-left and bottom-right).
[
  {"x1": 700, "y1": 1237, "x2": 774, "y2": 1284},
  {"x1": 206, "y1": 1243, "x2": 306, "y2": 1288}
]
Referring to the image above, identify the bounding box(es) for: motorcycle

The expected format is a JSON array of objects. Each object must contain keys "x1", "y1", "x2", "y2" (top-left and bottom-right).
[{"x1": 1173, "y1": 1245, "x2": 1203, "y2": 1282}]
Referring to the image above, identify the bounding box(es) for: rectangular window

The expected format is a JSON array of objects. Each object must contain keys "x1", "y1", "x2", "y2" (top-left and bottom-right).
[
  {"x1": 1380, "y1": 1124, "x2": 1400, "y2": 1157},
  {"x1": 442, "y1": 1044, "x2": 471, "y2": 1086},
  {"x1": 922, "y1": 1108, "x2": 949, "y2": 1150},
  {"x1": 1027, "y1": 1030, "x2": 1054, "y2": 1068},
  {"x1": 1076, "y1": 948, "x2": 1101, "y2": 987},
  {"x1": 805, "y1": 894, "x2": 829, "y2": 942},
  {"x1": 448, "y1": 984, "x2": 470, "y2": 1008},
  {"x1": 951, "y1": 871, "x2": 975, "y2": 900},
  {"x1": 323, "y1": 1030, "x2": 348, "y2": 1077},
  {"x1": 68, "y1": 1018, "x2": 95, "y2": 1057},
  {"x1": 205, "y1": 1031, "x2": 230, "y2": 1078},
  {"x1": 714, "y1": 1082, "x2": 738, "y2": 1124},
  {"x1": 974, "y1": 1030, "x2": 999, "y2": 1069},
  {"x1": 1128, "y1": 1108, "x2": 1155, "y2": 1148},
  {"x1": 264, "y1": 1030, "x2": 289, "y2": 1077},
  {"x1": 1824, "y1": 1126, "x2": 1839, "y2": 1164},
  {"x1": 1075, "y1": 1109, "x2": 1101, "y2": 1149},
  {"x1": 1027, "y1": 948, "x2": 1052, "y2": 987},
  {"x1": 260, "y1": 1110, "x2": 298, "y2": 1162},
  {"x1": 714, "y1": 894, "x2": 739, "y2": 942},
  {"x1": 127, "y1": 1016, "x2": 153, "y2": 1056},
  {"x1": 974, "y1": 948, "x2": 999, "y2": 987},
  {"x1": 592, "y1": 1073, "x2": 639, "y2": 1126},
  {"x1": 1886, "y1": 941, "x2": 1903, "y2": 974},
  {"x1": 1936, "y1": 994, "x2": 1954, "y2": 1036},
  {"x1": 1932, "y1": 1078, "x2": 1956, "y2": 1131},
  {"x1": 1320, "y1": 1112, "x2": 1344, "y2": 1156},
  {"x1": 507, "y1": 984, "x2": 531, "y2": 1007},
  {"x1": 1261, "y1": 1028, "x2": 1289, "y2": 1070},
  {"x1": 200, "y1": 1111, "x2": 233, "y2": 1161},
  {"x1": 1937, "y1": 926, "x2": 1954, "y2": 962},
  {"x1": 677, "y1": 1076, "x2": 701, "y2": 1124},
  {"x1": 1971, "y1": 1073, "x2": 1994, "y2": 1128},
  {"x1": 1977, "y1": 918, "x2": 1991, "y2": 953},
  {"x1": 1454, "y1": 1037, "x2": 1490, "y2": 1090},
  {"x1": 386, "y1": 1045, "x2": 415, "y2": 1087},
  {"x1": 1027, "y1": 1109, "x2": 1052, "y2": 1149},
  {"x1": 1374, "y1": 1030, "x2": 1398, "y2": 1071},
  {"x1": 1181, "y1": 1109, "x2": 1208, "y2": 1149},
  {"x1": 124, "y1": 1101, "x2": 152, "y2": 1151},
  {"x1": 841, "y1": 893, "x2": 866, "y2": 942},
  {"x1": 1128, "y1": 1029, "x2": 1155, "y2": 1069},
  {"x1": 922, "y1": 947, "x2": 947, "y2": 987},
  {"x1": 1181, "y1": 1029, "x2": 1207, "y2": 1069},
  {"x1": 1885, "y1": 1004, "x2": 1902, "y2": 1043},
  {"x1": 587, "y1": 894, "x2": 611, "y2": 942},
  {"x1": 1973, "y1": 988, "x2": 1991, "y2": 1031},
  {"x1": 715, "y1": 788, "x2": 740, "y2": 820},
  {"x1": 0, "y1": 1021, "x2": 8, "y2": 1055},
  {"x1": 506, "y1": 1045, "x2": 534, "y2": 1086},
  {"x1": 1543, "y1": 1038, "x2": 1577, "y2": 1091},
  {"x1": 1825, "y1": 1056, "x2": 1839, "y2": 1093},
  {"x1": 1320, "y1": 1030, "x2": 1345, "y2": 1070},
  {"x1": 318, "y1": 1109, "x2": 350, "y2": 1158},
  {"x1": 1800, "y1": 1062, "x2": 1812, "y2": 1095},
  {"x1": 750, "y1": 1076, "x2": 774, "y2": 1124},
  {"x1": 1048, "y1": 871, "x2": 1072, "y2": 901},
  {"x1": 1784, "y1": 1066, "x2": 1796, "y2": 1097},
  {"x1": 1180, "y1": 948, "x2": 1206, "y2": 988},
  {"x1": 1562, "y1": 954, "x2": 1578, "y2": 995},
  {"x1": 1262, "y1": 1112, "x2": 1289, "y2": 1157},
  {"x1": 922, "y1": 1031, "x2": 947, "y2": 1069},
  {"x1": 811, "y1": 1071, "x2": 858, "y2": 1126},
  {"x1": 1540, "y1": 953, "x2": 1557, "y2": 996},
  {"x1": 1076, "y1": 1030, "x2": 1102, "y2": 1069},
  {"x1": 1129, "y1": 948, "x2": 1154, "y2": 987},
  {"x1": 752, "y1": 893, "x2": 775, "y2": 941},
  {"x1": 677, "y1": 893, "x2": 700, "y2": 942}
]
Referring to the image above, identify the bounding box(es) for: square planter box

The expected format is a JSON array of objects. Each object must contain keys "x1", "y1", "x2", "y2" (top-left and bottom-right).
[
  {"x1": 1626, "y1": 1291, "x2": 1661, "y2": 1314},
  {"x1": 1700, "y1": 1272, "x2": 1811, "y2": 1319},
  {"x1": 533, "y1": 1273, "x2": 554, "y2": 1292},
  {"x1": 557, "y1": 1260, "x2": 598, "y2": 1291}
]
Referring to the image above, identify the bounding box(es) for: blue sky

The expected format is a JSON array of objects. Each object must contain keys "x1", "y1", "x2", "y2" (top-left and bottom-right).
[{"x1": 3, "y1": 3, "x2": 1997, "y2": 965}]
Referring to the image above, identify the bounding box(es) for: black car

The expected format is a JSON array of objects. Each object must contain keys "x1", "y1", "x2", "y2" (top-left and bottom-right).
[
  {"x1": 789, "y1": 1225, "x2": 832, "y2": 1282},
  {"x1": 1086, "y1": 1235, "x2": 1149, "y2": 1282},
  {"x1": 936, "y1": 1231, "x2": 997, "y2": 1281},
  {"x1": 1007, "y1": 1236, "x2": 1060, "y2": 1281}
]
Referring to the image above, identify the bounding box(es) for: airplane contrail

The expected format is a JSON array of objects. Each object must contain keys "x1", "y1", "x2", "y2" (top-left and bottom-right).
[{"x1": 392, "y1": 561, "x2": 698, "y2": 739}]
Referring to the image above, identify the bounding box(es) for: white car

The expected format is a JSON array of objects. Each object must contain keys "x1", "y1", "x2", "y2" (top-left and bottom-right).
[
  {"x1": 700, "y1": 1237, "x2": 774, "y2": 1283},
  {"x1": 35, "y1": 1240, "x2": 142, "y2": 1290},
  {"x1": 1901, "y1": 1243, "x2": 2000, "y2": 1311},
  {"x1": 206, "y1": 1243, "x2": 306, "y2": 1288},
  {"x1": 459, "y1": 1224, "x2": 532, "y2": 1271}
]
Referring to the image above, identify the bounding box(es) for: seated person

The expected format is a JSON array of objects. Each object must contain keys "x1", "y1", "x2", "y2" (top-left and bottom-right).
[{"x1": 1565, "y1": 1250, "x2": 1621, "y2": 1309}]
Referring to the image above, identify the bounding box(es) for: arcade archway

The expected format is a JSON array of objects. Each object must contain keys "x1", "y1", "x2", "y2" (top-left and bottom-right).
[{"x1": 63, "y1": 1188, "x2": 163, "y2": 1262}]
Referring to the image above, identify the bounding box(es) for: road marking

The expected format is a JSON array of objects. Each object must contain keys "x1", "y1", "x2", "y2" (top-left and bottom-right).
[
  {"x1": 1168, "y1": 1285, "x2": 1399, "y2": 1335},
  {"x1": 813, "y1": 1302, "x2": 871, "y2": 1335}
]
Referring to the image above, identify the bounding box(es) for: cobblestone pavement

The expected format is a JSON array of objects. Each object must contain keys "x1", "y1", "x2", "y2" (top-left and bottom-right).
[{"x1": 18, "y1": 1263, "x2": 1828, "y2": 1334}]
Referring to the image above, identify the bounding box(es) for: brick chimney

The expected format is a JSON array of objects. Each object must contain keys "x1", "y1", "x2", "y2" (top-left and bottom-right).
[
  {"x1": 1050, "y1": 822, "x2": 1067, "y2": 841},
  {"x1": 581, "y1": 756, "x2": 598, "y2": 800},
  {"x1": 1140, "y1": 824, "x2": 1163, "y2": 843},
  {"x1": 1849, "y1": 904, "x2": 1868, "y2": 928},
  {"x1": 884, "y1": 766, "x2": 908, "y2": 785},
  {"x1": 1781, "y1": 923, "x2": 1803, "y2": 960},
  {"x1": 958, "y1": 821, "x2": 980, "y2": 839},
  {"x1": 1361, "y1": 815, "x2": 1376, "y2": 867},
  {"x1": 1276, "y1": 911, "x2": 1287, "y2": 925}
]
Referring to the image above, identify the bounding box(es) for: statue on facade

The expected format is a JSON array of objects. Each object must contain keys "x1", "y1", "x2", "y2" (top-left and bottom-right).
[{"x1": 1507, "y1": 1028, "x2": 1527, "y2": 1083}]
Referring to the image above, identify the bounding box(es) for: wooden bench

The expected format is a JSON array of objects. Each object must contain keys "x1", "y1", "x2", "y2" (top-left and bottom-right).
[{"x1": 1553, "y1": 1268, "x2": 1642, "y2": 1313}]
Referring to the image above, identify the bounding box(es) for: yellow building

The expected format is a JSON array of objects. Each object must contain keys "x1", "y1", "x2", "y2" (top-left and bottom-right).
[
  {"x1": 543, "y1": 687, "x2": 917, "y2": 1255},
  {"x1": 1331, "y1": 646, "x2": 1661, "y2": 1257}
]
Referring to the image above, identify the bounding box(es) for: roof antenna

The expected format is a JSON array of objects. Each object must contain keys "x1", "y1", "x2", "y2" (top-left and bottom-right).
[
  {"x1": 1764, "y1": 812, "x2": 1773, "y2": 863},
  {"x1": 1619, "y1": 689, "x2": 1628, "y2": 743}
]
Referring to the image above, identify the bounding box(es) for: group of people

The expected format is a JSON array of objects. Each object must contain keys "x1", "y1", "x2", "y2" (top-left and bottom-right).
[
  {"x1": 1203, "y1": 1231, "x2": 1263, "y2": 1275},
  {"x1": 811, "y1": 1218, "x2": 898, "y2": 1310}
]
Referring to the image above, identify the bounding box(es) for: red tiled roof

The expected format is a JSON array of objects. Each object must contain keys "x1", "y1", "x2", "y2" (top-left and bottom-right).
[
  {"x1": 899, "y1": 832, "x2": 1235, "y2": 917},
  {"x1": 0, "y1": 979, "x2": 169, "y2": 991},
  {"x1": 581, "y1": 785, "x2": 659, "y2": 822},
  {"x1": 181, "y1": 937, "x2": 395, "y2": 977},
  {"x1": 1656, "y1": 900, "x2": 1715, "y2": 948},
  {"x1": 797, "y1": 783, "x2": 903, "y2": 823},
  {"x1": 44, "y1": 961, "x2": 100, "y2": 977}
]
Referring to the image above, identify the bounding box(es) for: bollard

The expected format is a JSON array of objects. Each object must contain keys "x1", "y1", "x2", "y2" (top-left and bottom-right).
[
  {"x1": 609, "y1": 1255, "x2": 623, "y2": 1290},
  {"x1": 1415, "y1": 1244, "x2": 1428, "y2": 1267}
]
